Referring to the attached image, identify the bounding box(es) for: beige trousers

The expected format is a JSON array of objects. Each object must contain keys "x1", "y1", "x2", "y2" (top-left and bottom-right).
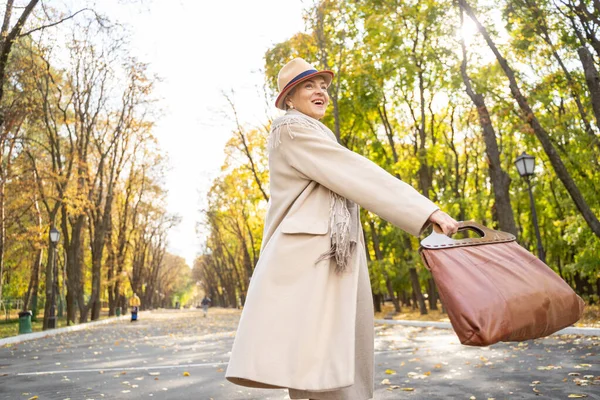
[{"x1": 288, "y1": 254, "x2": 374, "y2": 400}]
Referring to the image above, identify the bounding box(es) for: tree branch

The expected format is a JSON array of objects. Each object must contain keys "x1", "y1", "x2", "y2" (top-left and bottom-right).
[{"x1": 19, "y1": 8, "x2": 96, "y2": 37}]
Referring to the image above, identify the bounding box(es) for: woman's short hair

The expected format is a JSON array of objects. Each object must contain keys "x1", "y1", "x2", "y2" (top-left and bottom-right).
[{"x1": 284, "y1": 87, "x2": 297, "y2": 110}]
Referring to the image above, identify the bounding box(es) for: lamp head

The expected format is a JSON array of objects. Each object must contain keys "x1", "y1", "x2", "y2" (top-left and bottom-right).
[
  {"x1": 49, "y1": 227, "x2": 60, "y2": 244},
  {"x1": 515, "y1": 152, "x2": 535, "y2": 177}
]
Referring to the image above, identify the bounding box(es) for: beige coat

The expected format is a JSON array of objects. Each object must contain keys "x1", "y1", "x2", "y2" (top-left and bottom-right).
[{"x1": 225, "y1": 112, "x2": 438, "y2": 391}]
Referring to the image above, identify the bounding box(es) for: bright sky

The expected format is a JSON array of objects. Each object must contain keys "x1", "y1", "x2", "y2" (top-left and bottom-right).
[{"x1": 76, "y1": 0, "x2": 307, "y2": 267}]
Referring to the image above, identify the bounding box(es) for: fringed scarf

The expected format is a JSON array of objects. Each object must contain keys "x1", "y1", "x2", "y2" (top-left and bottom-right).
[{"x1": 269, "y1": 110, "x2": 360, "y2": 273}]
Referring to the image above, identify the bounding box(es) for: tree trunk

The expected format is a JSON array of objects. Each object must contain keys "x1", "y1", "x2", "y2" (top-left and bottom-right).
[
  {"x1": 577, "y1": 45, "x2": 600, "y2": 145},
  {"x1": 73, "y1": 216, "x2": 87, "y2": 323},
  {"x1": 90, "y1": 257, "x2": 102, "y2": 320},
  {"x1": 23, "y1": 248, "x2": 42, "y2": 314},
  {"x1": 42, "y1": 236, "x2": 55, "y2": 330},
  {"x1": 90, "y1": 199, "x2": 113, "y2": 320},
  {"x1": 373, "y1": 293, "x2": 382, "y2": 313},
  {"x1": 368, "y1": 220, "x2": 401, "y2": 313},
  {"x1": 0, "y1": 0, "x2": 40, "y2": 129},
  {"x1": 411, "y1": 290, "x2": 417, "y2": 311},
  {"x1": 573, "y1": 273, "x2": 586, "y2": 297},
  {"x1": 62, "y1": 206, "x2": 87, "y2": 325},
  {"x1": 385, "y1": 278, "x2": 401, "y2": 313},
  {"x1": 417, "y1": 104, "x2": 432, "y2": 199},
  {"x1": 458, "y1": 9, "x2": 518, "y2": 236},
  {"x1": 315, "y1": 3, "x2": 343, "y2": 141},
  {"x1": 460, "y1": 0, "x2": 600, "y2": 239},
  {"x1": 566, "y1": 1, "x2": 600, "y2": 61},
  {"x1": 0, "y1": 179, "x2": 5, "y2": 302},
  {"x1": 31, "y1": 249, "x2": 43, "y2": 320},
  {"x1": 428, "y1": 278, "x2": 438, "y2": 311},
  {"x1": 106, "y1": 230, "x2": 115, "y2": 316},
  {"x1": 401, "y1": 291, "x2": 411, "y2": 308},
  {"x1": 409, "y1": 267, "x2": 427, "y2": 315},
  {"x1": 524, "y1": 0, "x2": 599, "y2": 152}
]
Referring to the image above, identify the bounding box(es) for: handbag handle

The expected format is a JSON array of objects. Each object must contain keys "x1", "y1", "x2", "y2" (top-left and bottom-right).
[{"x1": 420, "y1": 220, "x2": 516, "y2": 249}]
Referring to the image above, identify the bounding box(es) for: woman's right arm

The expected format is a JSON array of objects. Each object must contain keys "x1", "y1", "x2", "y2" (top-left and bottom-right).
[{"x1": 277, "y1": 123, "x2": 450, "y2": 236}]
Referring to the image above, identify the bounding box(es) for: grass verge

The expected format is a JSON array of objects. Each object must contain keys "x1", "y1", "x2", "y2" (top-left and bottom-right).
[{"x1": 0, "y1": 313, "x2": 114, "y2": 339}]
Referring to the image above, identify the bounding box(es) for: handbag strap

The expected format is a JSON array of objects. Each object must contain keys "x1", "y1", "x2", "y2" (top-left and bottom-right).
[{"x1": 420, "y1": 221, "x2": 516, "y2": 249}]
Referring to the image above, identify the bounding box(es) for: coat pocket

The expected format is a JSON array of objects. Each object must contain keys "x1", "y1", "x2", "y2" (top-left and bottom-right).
[{"x1": 280, "y1": 218, "x2": 329, "y2": 235}]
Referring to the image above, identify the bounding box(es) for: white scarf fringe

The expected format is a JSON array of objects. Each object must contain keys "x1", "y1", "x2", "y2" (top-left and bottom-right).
[
  {"x1": 269, "y1": 110, "x2": 359, "y2": 273},
  {"x1": 268, "y1": 112, "x2": 329, "y2": 150}
]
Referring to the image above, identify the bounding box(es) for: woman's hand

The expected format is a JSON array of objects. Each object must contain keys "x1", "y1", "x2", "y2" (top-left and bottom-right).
[{"x1": 428, "y1": 210, "x2": 459, "y2": 236}]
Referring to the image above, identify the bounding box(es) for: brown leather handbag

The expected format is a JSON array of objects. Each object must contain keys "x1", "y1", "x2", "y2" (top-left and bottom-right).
[{"x1": 419, "y1": 221, "x2": 585, "y2": 346}]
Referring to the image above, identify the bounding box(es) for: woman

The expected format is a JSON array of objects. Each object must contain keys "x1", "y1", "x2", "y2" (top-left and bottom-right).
[{"x1": 225, "y1": 58, "x2": 458, "y2": 400}]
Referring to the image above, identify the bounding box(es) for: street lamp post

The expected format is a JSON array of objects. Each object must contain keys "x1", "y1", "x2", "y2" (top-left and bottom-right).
[
  {"x1": 47, "y1": 227, "x2": 60, "y2": 329},
  {"x1": 514, "y1": 152, "x2": 546, "y2": 263}
]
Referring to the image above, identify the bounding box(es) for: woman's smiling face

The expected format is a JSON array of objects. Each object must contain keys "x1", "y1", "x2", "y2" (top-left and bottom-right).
[{"x1": 285, "y1": 76, "x2": 330, "y2": 120}]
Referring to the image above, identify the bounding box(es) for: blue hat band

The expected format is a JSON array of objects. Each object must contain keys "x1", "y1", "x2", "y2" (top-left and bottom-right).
[{"x1": 282, "y1": 69, "x2": 319, "y2": 92}]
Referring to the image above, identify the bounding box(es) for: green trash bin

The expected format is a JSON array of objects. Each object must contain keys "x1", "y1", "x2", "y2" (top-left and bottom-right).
[
  {"x1": 115, "y1": 307, "x2": 121, "y2": 317},
  {"x1": 18, "y1": 311, "x2": 33, "y2": 334}
]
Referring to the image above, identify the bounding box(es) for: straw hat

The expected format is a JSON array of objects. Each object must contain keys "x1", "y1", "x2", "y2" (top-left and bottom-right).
[{"x1": 275, "y1": 58, "x2": 333, "y2": 110}]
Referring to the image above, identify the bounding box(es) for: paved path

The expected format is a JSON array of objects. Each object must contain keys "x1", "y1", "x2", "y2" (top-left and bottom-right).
[{"x1": 0, "y1": 309, "x2": 598, "y2": 399}]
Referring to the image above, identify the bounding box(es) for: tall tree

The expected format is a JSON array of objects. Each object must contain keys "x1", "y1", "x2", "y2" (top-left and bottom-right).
[
  {"x1": 458, "y1": 7, "x2": 517, "y2": 235},
  {"x1": 459, "y1": 0, "x2": 600, "y2": 238}
]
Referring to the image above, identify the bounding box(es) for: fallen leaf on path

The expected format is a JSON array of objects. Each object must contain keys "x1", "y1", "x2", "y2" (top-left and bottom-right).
[
  {"x1": 401, "y1": 388, "x2": 414, "y2": 391},
  {"x1": 407, "y1": 372, "x2": 429, "y2": 379},
  {"x1": 537, "y1": 365, "x2": 562, "y2": 370},
  {"x1": 385, "y1": 369, "x2": 396, "y2": 375},
  {"x1": 183, "y1": 371, "x2": 190, "y2": 376},
  {"x1": 28, "y1": 397, "x2": 38, "y2": 400},
  {"x1": 381, "y1": 378, "x2": 391, "y2": 385},
  {"x1": 568, "y1": 395, "x2": 588, "y2": 398}
]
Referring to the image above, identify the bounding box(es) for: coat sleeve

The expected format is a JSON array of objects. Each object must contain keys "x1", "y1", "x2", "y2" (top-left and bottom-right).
[{"x1": 277, "y1": 123, "x2": 439, "y2": 237}]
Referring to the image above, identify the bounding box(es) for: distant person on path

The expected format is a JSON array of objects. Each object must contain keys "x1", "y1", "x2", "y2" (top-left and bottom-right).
[
  {"x1": 201, "y1": 296, "x2": 211, "y2": 317},
  {"x1": 225, "y1": 58, "x2": 458, "y2": 400},
  {"x1": 129, "y1": 293, "x2": 141, "y2": 322}
]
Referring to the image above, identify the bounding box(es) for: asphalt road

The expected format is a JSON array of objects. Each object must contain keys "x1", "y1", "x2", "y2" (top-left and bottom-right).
[{"x1": 0, "y1": 309, "x2": 598, "y2": 400}]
